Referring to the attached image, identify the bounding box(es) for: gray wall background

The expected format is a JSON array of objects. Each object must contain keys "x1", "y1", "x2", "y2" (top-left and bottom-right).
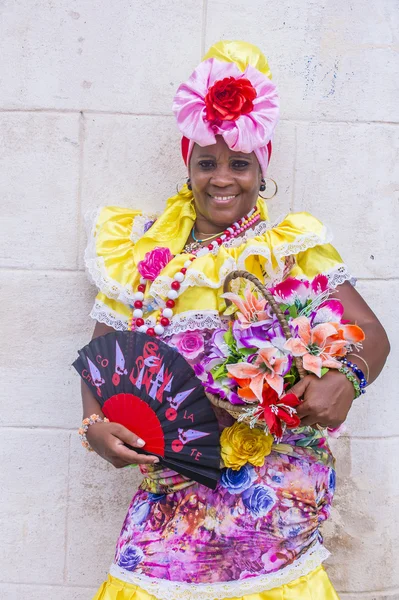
[{"x1": 1, "y1": 1, "x2": 398, "y2": 599}]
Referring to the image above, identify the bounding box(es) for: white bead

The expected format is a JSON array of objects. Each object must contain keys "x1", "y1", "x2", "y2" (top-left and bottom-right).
[
  {"x1": 162, "y1": 308, "x2": 173, "y2": 318},
  {"x1": 220, "y1": 234, "x2": 227, "y2": 240},
  {"x1": 140, "y1": 277, "x2": 147, "y2": 284},
  {"x1": 138, "y1": 325, "x2": 148, "y2": 333},
  {"x1": 133, "y1": 309, "x2": 143, "y2": 318},
  {"x1": 227, "y1": 227, "x2": 234, "y2": 234},
  {"x1": 154, "y1": 324, "x2": 165, "y2": 335},
  {"x1": 196, "y1": 247, "x2": 209, "y2": 258},
  {"x1": 184, "y1": 260, "x2": 192, "y2": 268},
  {"x1": 174, "y1": 272, "x2": 185, "y2": 282},
  {"x1": 167, "y1": 289, "x2": 178, "y2": 300},
  {"x1": 134, "y1": 291, "x2": 144, "y2": 301}
]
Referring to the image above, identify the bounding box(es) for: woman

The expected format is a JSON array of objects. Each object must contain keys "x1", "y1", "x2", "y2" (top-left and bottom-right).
[{"x1": 81, "y1": 41, "x2": 389, "y2": 599}]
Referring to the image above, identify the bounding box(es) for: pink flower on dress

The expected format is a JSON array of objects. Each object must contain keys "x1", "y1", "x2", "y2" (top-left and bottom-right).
[
  {"x1": 137, "y1": 247, "x2": 173, "y2": 281},
  {"x1": 171, "y1": 331, "x2": 205, "y2": 361}
]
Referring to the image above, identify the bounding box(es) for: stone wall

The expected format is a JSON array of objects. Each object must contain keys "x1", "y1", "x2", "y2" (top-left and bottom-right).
[{"x1": 1, "y1": 1, "x2": 398, "y2": 598}]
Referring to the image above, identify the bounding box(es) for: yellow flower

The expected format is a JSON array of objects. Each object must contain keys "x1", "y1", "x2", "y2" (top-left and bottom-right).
[{"x1": 220, "y1": 422, "x2": 273, "y2": 470}]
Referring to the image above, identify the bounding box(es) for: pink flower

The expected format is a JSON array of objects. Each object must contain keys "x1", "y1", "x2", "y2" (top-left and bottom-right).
[
  {"x1": 171, "y1": 331, "x2": 205, "y2": 361},
  {"x1": 222, "y1": 284, "x2": 270, "y2": 329},
  {"x1": 227, "y1": 343, "x2": 289, "y2": 400},
  {"x1": 284, "y1": 316, "x2": 346, "y2": 377},
  {"x1": 137, "y1": 247, "x2": 173, "y2": 281}
]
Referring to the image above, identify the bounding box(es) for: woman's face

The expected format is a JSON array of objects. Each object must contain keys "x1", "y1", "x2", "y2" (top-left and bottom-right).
[{"x1": 189, "y1": 136, "x2": 262, "y2": 233}]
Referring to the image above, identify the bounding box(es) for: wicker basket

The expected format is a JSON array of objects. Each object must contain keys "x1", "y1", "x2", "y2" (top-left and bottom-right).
[{"x1": 206, "y1": 270, "x2": 306, "y2": 428}]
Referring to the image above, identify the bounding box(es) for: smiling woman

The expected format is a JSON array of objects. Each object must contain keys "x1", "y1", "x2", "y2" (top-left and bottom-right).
[
  {"x1": 79, "y1": 40, "x2": 389, "y2": 600},
  {"x1": 188, "y1": 138, "x2": 262, "y2": 234}
]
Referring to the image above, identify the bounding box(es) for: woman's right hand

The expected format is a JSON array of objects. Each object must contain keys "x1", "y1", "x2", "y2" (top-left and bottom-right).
[{"x1": 86, "y1": 421, "x2": 160, "y2": 468}]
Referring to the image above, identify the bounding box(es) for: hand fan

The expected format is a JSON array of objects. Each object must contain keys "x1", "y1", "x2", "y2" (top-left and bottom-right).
[{"x1": 73, "y1": 331, "x2": 221, "y2": 489}]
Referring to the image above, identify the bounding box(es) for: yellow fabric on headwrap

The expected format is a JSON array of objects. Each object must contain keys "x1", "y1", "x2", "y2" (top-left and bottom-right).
[{"x1": 202, "y1": 40, "x2": 273, "y2": 79}]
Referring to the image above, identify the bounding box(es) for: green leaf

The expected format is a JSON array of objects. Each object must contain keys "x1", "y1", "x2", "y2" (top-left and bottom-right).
[
  {"x1": 321, "y1": 367, "x2": 329, "y2": 377},
  {"x1": 211, "y1": 363, "x2": 228, "y2": 380}
]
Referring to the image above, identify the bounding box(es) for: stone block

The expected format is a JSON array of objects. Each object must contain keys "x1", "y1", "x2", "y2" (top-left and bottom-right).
[
  {"x1": 293, "y1": 122, "x2": 398, "y2": 278},
  {"x1": 205, "y1": 0, "x2": 398, "y2": 121},
  {"x1": 343, "y1": 280, "x2": 397, "y2": 437},
  {"x1": 324, "y1": 437, "x2": 399, "y2": 592},
  {"x1": 0, "y1": 0, "x2": 202, "y2": 112},
  {"x1": 263, "y1": 121, "x2": 294, "y2": 222},
  {"x1": 0, "y1": 270, "x2": 95, "y2": 428},
  {"x1": 0, "y1": 113, "x2": 80, "y2": 269},
  {"x1": 78, "y1": 114, "x2": 184, "y2": 268},
  {"x1": 0, "y1": 584, "x2": 97, "y2": 600},
  {"x1": 65, "y1": 435, "x2": 142, "y2": 587},
  {"x1": 0, "y1": 429, "x2": 69, "y2": 584}
]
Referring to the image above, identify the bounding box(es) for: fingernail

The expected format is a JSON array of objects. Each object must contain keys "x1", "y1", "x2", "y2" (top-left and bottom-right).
[
  {"x1": 152, "y1": 457, "x2": 160, "y2": 463},
  {"x1": 136, "y1": 438, "x2": 145, "y2": 447}
]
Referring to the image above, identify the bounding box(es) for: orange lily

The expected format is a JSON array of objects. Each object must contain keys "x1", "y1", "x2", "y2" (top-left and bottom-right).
[
  {"x1": 222, "y1": 284, "x2": 270, "y2": 329},
  {"x1": 284, "y1": 316, "x2": 351, "y2": 377},
  {"x1": 227, "y1": 343, "x2": 289, "y2": 400}
]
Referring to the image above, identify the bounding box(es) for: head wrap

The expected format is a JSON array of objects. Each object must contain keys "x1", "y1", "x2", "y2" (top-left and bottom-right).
[{"x1": 173, "y1": 40, "x2": 279, "y2": 177}]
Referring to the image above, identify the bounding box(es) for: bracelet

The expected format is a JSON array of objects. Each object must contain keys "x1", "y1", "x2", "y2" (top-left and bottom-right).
[
  {"x1": 346, "y1": 353, "x2": 370, "y2": 381},
  {"x1": 339, "y1": 366, "x2": 363, "y2": 399},
  {"x1": 78, "y1": 414, "x2": 109, "y2": 451},
  {"x1": 340, "y1": 357, "x2": 368, "y2": 390}
]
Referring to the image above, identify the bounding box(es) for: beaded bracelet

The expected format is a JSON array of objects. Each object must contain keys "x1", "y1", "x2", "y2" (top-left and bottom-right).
[
  {"x1": 339, "y1": 366, "x2": 363, "y2": 399},
  {"x1": 78, "y1": 414, "x2": 109, "y2": 451},
  {"x1": 340, "y1": 357, "x2": 368, "y2": 391}
]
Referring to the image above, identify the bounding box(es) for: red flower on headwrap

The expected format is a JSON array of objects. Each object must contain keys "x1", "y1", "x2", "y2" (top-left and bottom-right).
[{"x1": 204, "y1": 77, "x2": 257, "y2": 122}]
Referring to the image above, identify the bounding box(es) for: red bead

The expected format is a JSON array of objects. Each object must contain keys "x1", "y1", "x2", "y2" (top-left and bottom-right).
[
  {"x1": 180, "y1": 268, "x2": 187, "y2": 274},
  {"x1": 216, "y1": 237, "x2": 222, "y2": 244},
  {"x1": 135, "y1": 318, "x2": 144, "y2": 327},
  {"x1": 134, "y1": 300, "x2": 143, "y2": 308},
  {"x1": 166, "y1": 299, "x2": 175, "y2": 308},
  {"x1": 190, "y1": 256, "x2": 196, "y2": 261},
  {"x1": 160, "y1": 317, "x2": 170, "y2": 326},
  {"x1": 138, "y1": 284, "x2": 146, "y2": 292},
  {"x1": 207, "y1": 244, "x2": 213, "y2": 250},
  {"x1": 146, "y1": 328, "x2": 155, "y2": 336},
  {"x1": 171, "y1": 281, "x2": 180, "y2": 290}
]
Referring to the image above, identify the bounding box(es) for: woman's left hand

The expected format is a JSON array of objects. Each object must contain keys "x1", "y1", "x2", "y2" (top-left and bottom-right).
[{"x1": 288, "y1": 369, "x2": 356, "y2": 428}]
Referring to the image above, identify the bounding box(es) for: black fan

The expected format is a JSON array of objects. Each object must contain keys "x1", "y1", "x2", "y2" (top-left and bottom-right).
[{"x1": 73, "y1": 331, "x2": 221, "y2": 489}]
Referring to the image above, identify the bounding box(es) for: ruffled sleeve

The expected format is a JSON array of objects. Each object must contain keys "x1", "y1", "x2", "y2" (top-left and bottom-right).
[
  {"x1": 233, "y1": 212, "x2": 351, "y2": 288},
  {"x1": 84, "y1": 206, "x2": 158, "y2": 330}
]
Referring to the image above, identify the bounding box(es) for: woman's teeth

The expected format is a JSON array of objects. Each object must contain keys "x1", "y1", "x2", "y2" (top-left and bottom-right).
[{"x1": 211, "y1": 195, "x2": 237, "y2": 201}]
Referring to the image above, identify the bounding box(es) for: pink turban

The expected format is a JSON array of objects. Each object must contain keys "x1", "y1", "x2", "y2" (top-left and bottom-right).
[{"x1": 173, "y1": 42, "x2": 279, "y2": 177}]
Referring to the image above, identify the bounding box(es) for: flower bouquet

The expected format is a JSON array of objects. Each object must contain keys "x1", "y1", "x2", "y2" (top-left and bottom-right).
[{"x1": 195, "y1": 270, "x2": 365, "y2": 439}]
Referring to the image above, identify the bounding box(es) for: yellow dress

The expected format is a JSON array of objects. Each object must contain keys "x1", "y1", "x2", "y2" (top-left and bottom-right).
[{"x1": 86, "y1": 188, "x2": 347, "y2": 600}]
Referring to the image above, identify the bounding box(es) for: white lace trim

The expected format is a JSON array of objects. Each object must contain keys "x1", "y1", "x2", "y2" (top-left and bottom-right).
[
  {"x1": 165, "y1": 310, "x2": 227, "y2": 336},
  {"x1": 130, "y1": 212, "x2": 160, "y2": 243},
  {"x1": 90, "y1": 300, "x2": 156, "y2": 331},
  {"x1": 90, "y1": 301, "x2": 226, "y2": 337},
  {"x1": 109, "y1": 542, "x2": 330, "y2": 600},
  {"x1": 325, "y1": 264, "x2": 355, "y2": 288}
]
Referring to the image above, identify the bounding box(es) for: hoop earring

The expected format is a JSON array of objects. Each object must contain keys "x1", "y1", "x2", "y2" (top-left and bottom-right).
[
  {"x1": 259, "y1": 178, "x2": 278, "y2": 200},
  {"x1": 176, "y1": 177, "x2": 191, "y2": 194}
]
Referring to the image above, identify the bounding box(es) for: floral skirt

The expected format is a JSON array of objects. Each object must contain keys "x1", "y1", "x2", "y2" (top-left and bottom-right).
[{"x1": 94, "y1": 442, "x2": 337, "y2": 600}]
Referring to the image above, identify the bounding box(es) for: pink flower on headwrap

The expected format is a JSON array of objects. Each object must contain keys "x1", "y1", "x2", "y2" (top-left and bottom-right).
[{"x1": 173, "y1": 58, "x2": 279, "y2": 175}]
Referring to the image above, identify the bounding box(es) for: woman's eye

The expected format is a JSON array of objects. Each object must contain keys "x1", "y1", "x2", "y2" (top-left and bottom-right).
[
  {"x1": 198, "y1": 161, "x2": 215, "y2": 169},
  {"x1": 231, "y1": 161, "x2": 250, "y2": 169}
]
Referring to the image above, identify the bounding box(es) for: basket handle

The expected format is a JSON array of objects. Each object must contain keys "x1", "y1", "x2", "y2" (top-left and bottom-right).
[{"x1": 223, "y1": 270, "x2": 307, "y2": 380}]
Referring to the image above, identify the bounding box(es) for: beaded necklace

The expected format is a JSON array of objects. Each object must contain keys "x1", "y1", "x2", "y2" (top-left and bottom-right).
[{"x1": 128, "y1": 206, "x2": 261, "y2": 337}]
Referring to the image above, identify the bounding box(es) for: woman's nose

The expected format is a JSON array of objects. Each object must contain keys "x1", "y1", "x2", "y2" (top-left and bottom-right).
[{"x1": 209, "y1": 165, "x2": 234, "y2": 188}]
